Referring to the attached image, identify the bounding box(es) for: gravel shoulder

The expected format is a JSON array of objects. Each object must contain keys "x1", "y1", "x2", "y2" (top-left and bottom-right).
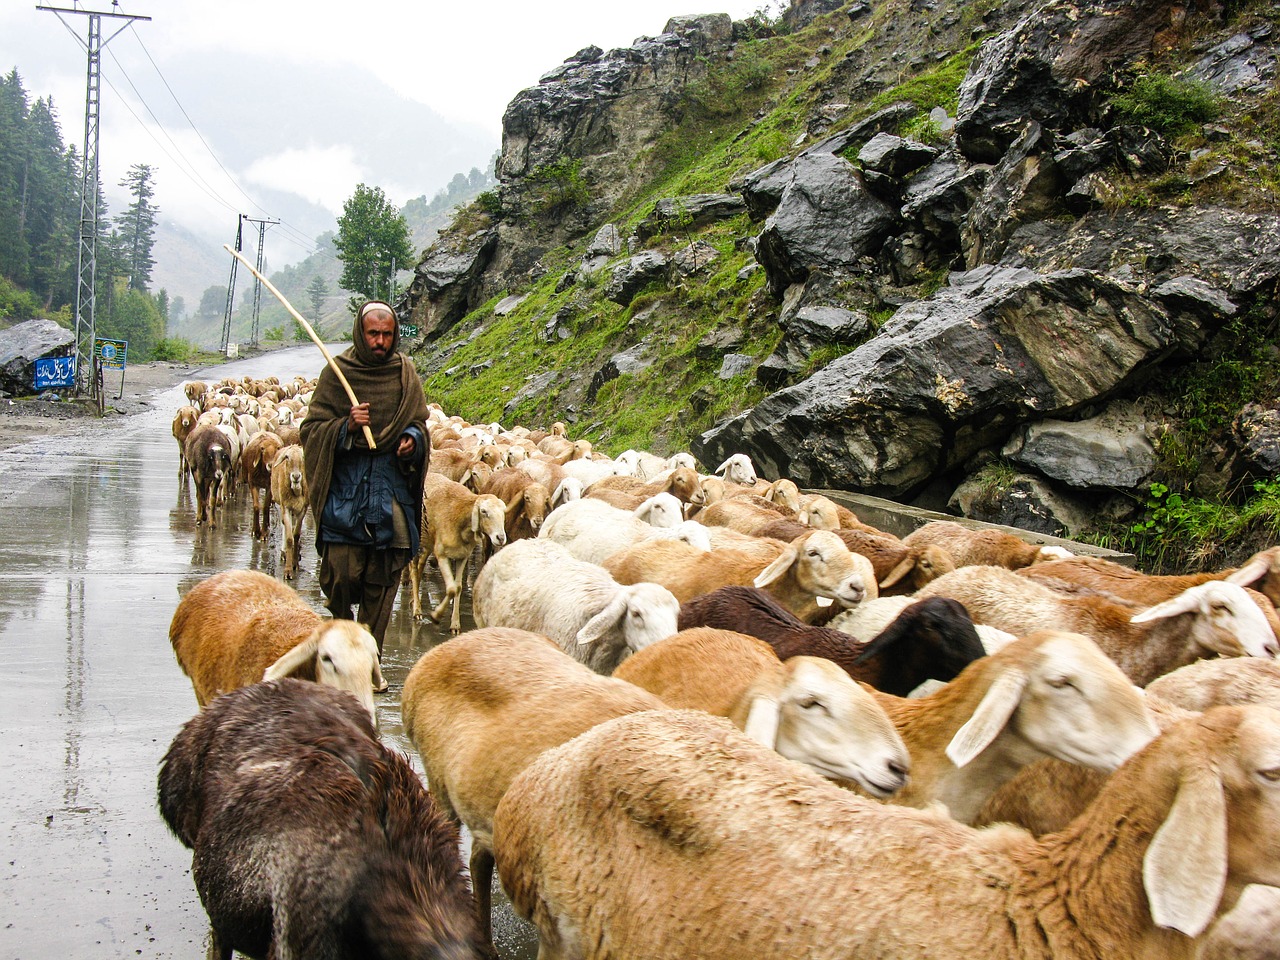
[{"x1": 0, "y1": 361, "x2": 210, "y2": 452}]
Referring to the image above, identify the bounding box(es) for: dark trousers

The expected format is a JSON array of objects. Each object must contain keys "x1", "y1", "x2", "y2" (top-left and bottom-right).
[{"x1": 318, "y1": 542, "x2": 411, "y2": 654}]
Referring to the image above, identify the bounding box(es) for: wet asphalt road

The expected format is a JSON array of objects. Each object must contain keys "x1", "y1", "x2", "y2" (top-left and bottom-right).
[{"x1": 0, "y1": 346, "x2": 536, "y2": 959}]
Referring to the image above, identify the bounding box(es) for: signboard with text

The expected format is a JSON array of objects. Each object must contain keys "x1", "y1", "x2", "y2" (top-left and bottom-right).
[
  {"x1": 94, "y1": 338, "x2": 128, "y2": 370},
  {"x1": 34, "y1": 355, "x2": 76, "y2": 390},
  {"x1": 400, "y1": 324, "x2": 419, "y2": 339}
]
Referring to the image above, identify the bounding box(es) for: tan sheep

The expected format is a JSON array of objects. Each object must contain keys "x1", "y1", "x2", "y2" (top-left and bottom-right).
[
  {"x1": 169, "y1": 569, "x2": 382, "y2": 723},
  {"x1": 268, "y1": 444, "x2": 307, "y2": 580},
  {"x1": 903, "y1": 519, "x2": 1072, "y2": 568},
  {"x1": 406, "y1": 472, "x2": 507, "y2": 633},
  {"x1": 605, "y1": 529, "x2": 875, "y2": 623},
  {"x1": 494, "y1": 704, "x2": 1280, "y2": 960},
  {"x1": 240, "y1": 431, "x2": 282, "y2": 541},
  {"x1": 586, "y1": 466, "x2": 707, "y2": 512},
  {"x1": 613, "y1": 627, "x2": 910, "y2": 795},
  {"x1": 171, "y1": 404, "x2": 200, "y2": 480},
  {"x1": 400, "y1": 626, "x2": 664, "y2": 953}
]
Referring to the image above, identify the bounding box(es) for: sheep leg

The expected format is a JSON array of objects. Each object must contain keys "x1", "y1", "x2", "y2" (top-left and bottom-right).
[
  {"x1": 450, "y1": 553, "x2": 470, "y2": 635},
  {"x1": 250, "y1": 487, "x2": 263, "y2": 539},
  {"x1": 471, "y1": 843, "x2": 496, "y2": 954},
  {"x1": 408, "y1": 554, "x2": 426, "y2": 620},
  {"x1": 280, "y1": 508, "x2": 296, "y2": 580},
  {"x1": 205, "y1": 929, "x2": 231, "y2": 960},
  {"x1": 287, "y1": 507, "x2": 304, "y2": 578},
  {"x1": 430, "y1": 556, "x2": 456, "y2": 626}
]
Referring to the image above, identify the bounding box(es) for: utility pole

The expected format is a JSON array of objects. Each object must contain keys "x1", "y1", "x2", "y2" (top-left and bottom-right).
[
  {"x1": 243, "y1": 216, "x2": 278, "y2": 347},
  {"x1": 220, "y1": 215, "x2": 242, "y2": 355},
  {"x1": 38, "y1": 4, "x2": 151, "y2": 397}
]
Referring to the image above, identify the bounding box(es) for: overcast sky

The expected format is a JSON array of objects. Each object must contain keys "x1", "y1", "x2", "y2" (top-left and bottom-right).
[{"x1": 3, "y1": 0, "x2": 767, "y2": 265}]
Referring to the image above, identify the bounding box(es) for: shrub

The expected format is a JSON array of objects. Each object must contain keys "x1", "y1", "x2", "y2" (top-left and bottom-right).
[
  {"x1": 1110, "y1": 74, "x2": 1221, "y2": 135},
  {"x1": 149, "y1": 337, "x2": 197, "y2": 362}
]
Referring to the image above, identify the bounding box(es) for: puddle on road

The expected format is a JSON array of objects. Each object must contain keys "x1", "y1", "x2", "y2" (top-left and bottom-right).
[{"x1": 0, "y1": 348, "x2": 537, "y2": 959}]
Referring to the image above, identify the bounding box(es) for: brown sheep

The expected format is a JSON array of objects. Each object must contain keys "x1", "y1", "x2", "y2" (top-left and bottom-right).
[
  {"x1": 159, "y1": 679, "x2": 485, "y2": 960},
  {"x1": 169, "y1": 568, "x2": 383, "y2": 722},
  {"x1": 903, "y1": 519, "x2": 1072, "y2": 569},
  {"x1": 586, "y1": 466, "x2": 707, "y2": 511},
  {"x1": 240, "y1": 431, "x2": 283, "y2": 541},
  {"x1": 184, "y1": 423, "x2": 232, "y2": 527}
]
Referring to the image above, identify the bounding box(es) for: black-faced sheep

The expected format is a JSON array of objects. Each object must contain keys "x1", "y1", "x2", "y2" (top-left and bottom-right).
[
  {"x1": 677, "y1": 586, "x2": 985, "y2": 696},
  {"x1": 184, "y1": 422, "x2": 233, "y2": 527},
  {"x1": 158, "y1": 679, "x2": 485, "y2": 960}
]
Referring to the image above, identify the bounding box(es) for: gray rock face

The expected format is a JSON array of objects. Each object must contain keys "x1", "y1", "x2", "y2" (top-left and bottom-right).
[
  {"x1": 493, "y1": 294, "x2": 528, "y2": 317},
  {"x1": 1189, "y1": 29, "x2": 1278, "y2": 96},
  {"x1": 1003, "y1": 405, "x2": 1157, "y2": 489},
  {"x1": 963, "y1": 122, "x2": 1062, "y2": 268},
  {"x1": 0, "y1": 319, "x2": 76, "y2": 396},
  {"x1": 693, "y1": 265, "x2": 1184, "y2": 497},
  {"x1": 670, "y1": 241, "x2": 719, "y2": 278},
  {"x1": 719, "y1": 353, "x2": 755, "y2": 380},
  {"x1": 505, "y1": 370, "x2": 559, "y2": 418},
  {"x1": 757, "y1": 303, "x2": 872, "y2": 387},
  {"x1": 858, "y1": 133, "x2": 939, "y2": 178},
  {"x1": 755, "y1": 152, "x2": 898, "y2": 295},
  {"x1": 604, "y1": 251, "x2": 668, "y2": 305},
  {"x1": 955, "y1": 0, "x2": 1198, "y2": 162},
  {"x1": 586, "y1": 223, "x2": 622, "y2": 258},
  {"x1": 1234, "y1": 404, "x2": 1280, "y2": 476},
  {"x1": 588, "y1": 342, "x2": 654, "y2": 400},
  {"x1": 950, "y1": 473, "x2": 1070, "y2": 537},
  {"x1": 637, "y1": 194, "x2": 746, "y2": 240},
  {"x1": 404, "y1": 228, "x2": 499, "y2": 338}
]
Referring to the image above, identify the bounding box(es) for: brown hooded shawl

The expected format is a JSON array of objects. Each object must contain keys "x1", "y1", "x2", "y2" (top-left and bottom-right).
[{"x1": 301, "y1": 304, "x2": 431, "y2": 535}]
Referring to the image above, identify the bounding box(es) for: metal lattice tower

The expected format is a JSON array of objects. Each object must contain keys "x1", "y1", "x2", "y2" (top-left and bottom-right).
[
  {"x1": 220, "y1": 215, "x2": 243, "y2": 354},
  {"x1": 244, "y1": 217, "x2": 278, "y2": 347},
  {"x1": 38, "y1": 5, "x2": 151, "y2": 395}
]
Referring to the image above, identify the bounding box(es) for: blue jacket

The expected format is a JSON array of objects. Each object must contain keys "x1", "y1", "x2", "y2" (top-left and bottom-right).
[{"x1": 318, "y1": 423, "x2": 426, "y2": 553}]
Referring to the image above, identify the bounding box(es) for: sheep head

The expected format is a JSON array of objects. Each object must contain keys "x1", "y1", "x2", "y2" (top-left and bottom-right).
[
  {"x1": 714, "y1": 453, "x2": 757, "y2": 486},
  {"x1": 1132, "y1": 580, "x2": 1279, "y2": 659},
  {"x1": 471, "y1": 495, "x2": 508, "y2": 548},
  {"x1": 576, "y1": 582, "x2": 680, "y2": 652},
  {"x1": 634, "y1": 492, "x2": 683, "y2": 528},
  {"x1": 743, "y1": 657, "x2": 910, "y2": 797},
  {"x1": 755, "y1": 531, "x2": 876, "y2": 609},
  {"x1": 798, "y1": 496, "x2": 841, "y2": 531},
  {"x1": 946, "y1": 630, "x2": 1158, "y2": 772},
  {"x1": 1144, "y1": 705, "x2": 1280, "y2": 936},
  {"x1": 666, "y1": 467, "x2": 706, "y2": 506},
  {"x1": 262, "y1": 620, "x2": 382, "y2": 727}
]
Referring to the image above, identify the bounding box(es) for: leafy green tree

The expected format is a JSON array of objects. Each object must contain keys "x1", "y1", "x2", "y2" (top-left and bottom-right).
[
  {"x1": 196, "y1": 284, "x2": 227, "y2": 320},
  {"x1": 306, "y1": 273, "x2": 327, "y2": 317},
  {"x1": 98, "y1": 280, "x2": 163, "y2": 359},
  {"x1": 333, "y1": 183, "x2": 413, "y2": 307},
  {"x1": 115, "y1": 163, "x2": 158, "y2": 292}
]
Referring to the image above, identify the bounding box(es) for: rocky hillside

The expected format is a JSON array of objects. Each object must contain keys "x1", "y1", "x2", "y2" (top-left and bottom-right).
[{"x1": 401, "y1": 0, "x2": 1280, "y2": 570}]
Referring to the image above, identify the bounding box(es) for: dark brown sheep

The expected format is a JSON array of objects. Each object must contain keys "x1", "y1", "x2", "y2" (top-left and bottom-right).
[
  {"x1": 184, "y1": 422, "x2": 233, "y2": 527},
  {"x1": 678, "y1": 586, "x2": 986, "y2": 696},
  {"x1": 158, "y1": 679, "x2": 485, "y2": 960}
]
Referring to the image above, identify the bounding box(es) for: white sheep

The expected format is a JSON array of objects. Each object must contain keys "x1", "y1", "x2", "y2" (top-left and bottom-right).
[
  {"x1": 867, "y1": 630, "x2": 1157, "y2": 822},
  {"x1": 400, "y1": 626, "x2": 665, "y2": 952},
  {"x1": 613, "y1": 627, "x2": 910, "y2": 795},
  {"x1": 916, "y1": 565, "x2": 1279, "y2": 685},
  {"x1": 168, "y1": 569, "x2": 382, "y2": 724},
  {"x1": 269, "y1": 444, "x2": 307, "y2": 580},
  {"x1": 714, "y1": 453, "x2": 758, "y2": 486},
  {"x1": 606, "y1": 529, "x2": 876, "y2": 623},
  {"x1": 493, "y1": 704, "x2": 1280, "y2": 960},
  {"x1": 472, "y1": 538, "x2": 680, "y2": 674},
  {"x1": 538, "y1": 492, "x2": 686, "y2": 563}
]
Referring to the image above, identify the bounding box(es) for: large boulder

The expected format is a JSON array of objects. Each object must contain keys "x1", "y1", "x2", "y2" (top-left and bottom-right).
[
  {"x1": 757, "y1": 303, "x2": 872, "y2": 387},
  {"x1": 962, "y1": 122, "x2": 1063, "y2": 268},
  {"x1": 0, "y1": 319, "x2": 76, "y2": 396},
  {"x1": 403, "y1": 227, "x2": 499, "y2": 339},
  {"x1": 754, "y1": 152, "x2": 899, "y2": 296},
  {"x1": 604, "y1": 251, "x2": 668, "y2": 305},
  {"x1": 955, "y1": 0, "x2": 1218, "y2": 162},
  {"x1": 1003, "y1": 401, "x2": 1158, "y2": 489},
  {"x1": 694, "y1": 265, "x2": 1198, "y2": 498},
  {"x1": 636, "y1": 194, "x2": 747, "y2": 240}
]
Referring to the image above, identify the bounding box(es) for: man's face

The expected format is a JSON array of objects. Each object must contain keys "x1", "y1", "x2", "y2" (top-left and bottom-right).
[{"x1": 362, "y1": 311, "x2": 396, "y2": 361}]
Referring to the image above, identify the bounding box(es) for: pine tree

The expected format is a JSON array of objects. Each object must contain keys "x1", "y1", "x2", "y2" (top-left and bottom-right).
[
  {"x1": 115, "y1": 163, "x2": 158, "y2": 292},
  {"x1": 306, "y1": 273, "x2": 327, "y2": 317}
]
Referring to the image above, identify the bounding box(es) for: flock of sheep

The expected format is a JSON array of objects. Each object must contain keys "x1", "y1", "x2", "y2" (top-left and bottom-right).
[{"x1": 160, "y1": 384, "x2": 1280, "y2": 960}]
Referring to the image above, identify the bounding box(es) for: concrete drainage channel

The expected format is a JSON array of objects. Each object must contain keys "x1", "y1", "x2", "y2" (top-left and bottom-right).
[{"x1": 820, "y1": 489, "x2": 1135, "y2": 566}]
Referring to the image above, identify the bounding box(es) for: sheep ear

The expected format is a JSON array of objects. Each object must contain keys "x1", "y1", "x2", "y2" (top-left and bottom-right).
[
  {"x1": 714, "y1": 458, "x2": 733, "y2": 476},
  {"x1": 263, "y1": 629, "x2": 322, "y2": 680},
  {"x1": 471, "y1": 500, "x2": 483, "y2": 536},
  {"x1": 1131, "y1": 589, "x2": 1201, "y2": 623},
  {"x1": 879, "y1": 556, "x2": 916, "y2": 589},
  {"x1": 577, "y1": 593, "x2": 628, "y2": 645},
  {"x1": 1144, "y1": 768, "x2": 1228, "y2": 937},
  {"x1": 755, "y1": 545, "x2": 799, "y2": 588},
  {"x1": 1226, "y1": 551, "x2": 1275, "y2": 588},
  {"x1": 946, "y1": 668, "x2": 1029, "y2": 768},
  {"x1": 742, "y1": 695, "x2": 781, "y2": 749},
  {"x1": 459, "y1": 467, "x2": 473, "y2": 488}
]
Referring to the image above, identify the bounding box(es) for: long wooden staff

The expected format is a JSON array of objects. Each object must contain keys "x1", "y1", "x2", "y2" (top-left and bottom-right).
[{"x1": 223, "y1": 243, "x2": 376, "y2": 450}]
